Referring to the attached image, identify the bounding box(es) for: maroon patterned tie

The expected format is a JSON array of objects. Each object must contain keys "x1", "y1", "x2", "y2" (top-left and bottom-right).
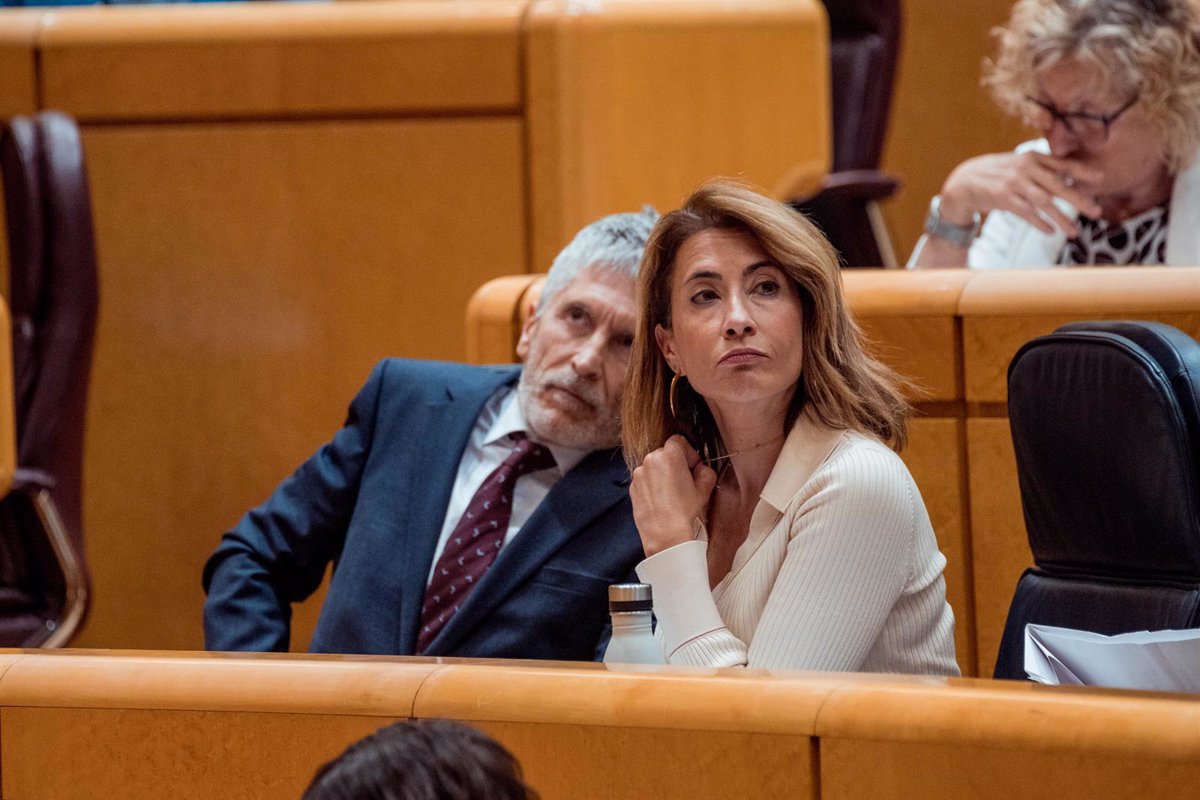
[{"x1": 417, "y1": 432, "x2": 556, "y2": 653}]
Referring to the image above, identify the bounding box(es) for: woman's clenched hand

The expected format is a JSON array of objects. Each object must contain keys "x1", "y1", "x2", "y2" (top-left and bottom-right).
[{"x1": 629, "y1": 435, "x2": 718, "y2": 557}]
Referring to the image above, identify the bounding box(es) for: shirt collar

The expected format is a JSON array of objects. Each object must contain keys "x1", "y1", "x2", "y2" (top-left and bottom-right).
[
  {"x1": 758, "y1": 410, "x2": 849, "y2": 512},
  {"x1": 486, "y1": 387, "x2": 590, "y2": 475}
]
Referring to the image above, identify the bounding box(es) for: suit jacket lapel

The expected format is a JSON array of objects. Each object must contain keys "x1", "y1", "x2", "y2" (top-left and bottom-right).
[
  {"x1": 425, "y1": 447, "x2": 630, "y2": 655},
  {"x1": 394, "y1": 367, "x2": 520, "y2": 653}
]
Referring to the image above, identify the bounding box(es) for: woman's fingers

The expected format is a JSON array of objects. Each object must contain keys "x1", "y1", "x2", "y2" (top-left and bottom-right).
[
  {"x1": 692, "y1": 461, "x2": 718, "y2": 500},
  {"x1": 944, "y1": 151, "x2": 1104, "y2": 231},
  {"x1": 1037, "y1": 153, "x2": 1103, "y2": 185},
  {"x1": 630, "y1": 445, "x2": 712, "y2": 556},
  {"x1": 1019, "y1": 179, "x2": 1080, "y2": 235},
  {"x1": 1032, "y1": 155, "x2": 1104, "y2": 217},
  {"x1": 664, "y1": 434, "x2": 702, "y2": 470}
]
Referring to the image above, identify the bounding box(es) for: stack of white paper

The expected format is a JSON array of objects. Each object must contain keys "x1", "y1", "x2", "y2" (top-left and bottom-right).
[{"x1": 1024, "y1": 624, "x2": 1200, "y2": 693}]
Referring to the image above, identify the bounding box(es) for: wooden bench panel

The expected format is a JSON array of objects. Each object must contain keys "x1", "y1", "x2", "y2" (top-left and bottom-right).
[
  {"x1": 525, "y1": 0, "x2": 830, "y2": 271},
  {"x1": 1, "y1": 652, "x2": 1194, "y2": 800},
  {"x1": 74, "y1": 117, "x2": 525, "y2": 651},
  {"x1": 2, "y1": 707, "x2": 389, "y2": 800},
  {"x1": 414, "y1": 663, "x2": 839, "y2": 800},
  {"x1": 37, "y1": 2, "x2": 524, "y2": 122},
  {"x1": 0, "y1": 10, "x2": 40, "y2": 119},
  {"x1": 818, "y1": 679, "x2": 1200, "y2": 800},
  {"x1": 958, "y1": 267, "x2": 1200, "y2": 403}
]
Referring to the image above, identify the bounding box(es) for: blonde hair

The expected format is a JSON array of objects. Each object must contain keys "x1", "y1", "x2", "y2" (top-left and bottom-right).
[
  {"x1": 986, "y1": 0, "x2": 1200, "y2": 171},
  {"x1": 621, "y1": 179, "x2": 910, "y2": 471}
]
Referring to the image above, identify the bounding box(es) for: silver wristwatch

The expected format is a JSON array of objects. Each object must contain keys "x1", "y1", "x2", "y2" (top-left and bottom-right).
[{"x1": 924, "y1": 195, "x2": 981, "y2": 248}]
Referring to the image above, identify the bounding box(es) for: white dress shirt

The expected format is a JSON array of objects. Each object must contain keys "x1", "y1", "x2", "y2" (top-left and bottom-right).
[{"x1": 426, "y1": 385, "x2": 589, "y2": 585}]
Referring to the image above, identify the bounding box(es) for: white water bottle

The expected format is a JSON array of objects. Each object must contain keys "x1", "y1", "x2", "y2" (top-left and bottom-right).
[{"x1": 603, "y1": 583, "x2": 665, "y2": 665}]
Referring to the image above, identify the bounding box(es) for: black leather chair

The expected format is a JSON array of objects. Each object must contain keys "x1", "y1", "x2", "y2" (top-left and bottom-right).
[
  {"x1": 0, "y1": 111, "x2": 99, "y2": 646},
  {"x1": 993, "y1": 321, "x2": 1200, "y2": 680},
  {"x1": 791, "y1": 0, "x2": 902, "y2": 268}
]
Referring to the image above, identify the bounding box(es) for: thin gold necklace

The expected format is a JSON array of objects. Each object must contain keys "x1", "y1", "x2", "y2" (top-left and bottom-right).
[{"x1": 704, "y1": 433, "x2": 785, "y2": 466}]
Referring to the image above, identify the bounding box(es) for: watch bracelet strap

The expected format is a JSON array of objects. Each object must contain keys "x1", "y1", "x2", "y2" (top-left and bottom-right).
[{"x1": 925, "y1": 196, "x2": 981, "y2": 248}]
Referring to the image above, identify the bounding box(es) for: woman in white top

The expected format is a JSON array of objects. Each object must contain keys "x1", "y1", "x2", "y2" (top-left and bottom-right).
[
  {"x1": 622, "y1": 180, "x2": 959, "y2": 674},
  {"x1": 910, "y1": 0, "x2": 1200, "y2": 268}
]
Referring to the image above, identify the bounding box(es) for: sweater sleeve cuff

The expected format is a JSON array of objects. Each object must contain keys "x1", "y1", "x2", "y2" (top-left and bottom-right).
[{"x1": 635, "y1": 540, "x2": 726, "y2": 658}]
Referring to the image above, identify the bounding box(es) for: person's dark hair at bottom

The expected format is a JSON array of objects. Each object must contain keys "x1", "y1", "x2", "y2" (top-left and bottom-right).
[{"x1": 301, "y1": 719, "x2": 538, "y2": 800}]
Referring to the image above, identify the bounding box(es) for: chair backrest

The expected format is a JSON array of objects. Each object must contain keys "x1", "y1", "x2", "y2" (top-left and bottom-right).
[
  {"x1": 993, "y1": 320, "x2": 1200, "y2": 679},
  {"x1": 821, "y1": 0, "x2": 902, "y2": 173},
  {"x1": 1, "y1": 111, "x2": 99, "y2": 553},
  {"x1": 0, "y1": 110, "x2": 98, "y2": 646}
]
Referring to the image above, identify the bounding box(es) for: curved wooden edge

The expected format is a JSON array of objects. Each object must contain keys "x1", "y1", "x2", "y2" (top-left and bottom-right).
[
  {"x1": 528, "y1": 0, "x2": 823, "y2": 26},
  {"x1": 0, "y1": 651, "x2": 1194, "y2": 764},
  {"x1": 36, "y1": 1, "x2": 526, "y2": 43},
  {"x1": 0, "y1": 8, "x2": 43, "y2": 43},
  {"x1": 842, "y1": 269, "x2": 972, "y2": 317},
  {"x1": 0, "y1": 651, "x2": 438, "y2": 716},
  {"x1": 815, "y1": 680, "x2": 1200, "y2": 762},
  {"x1": 465, "y1": 274, "x2": 542, "y2": 365},
  {"x1": 471, "y1": 268, "x2": 1200, "y2": 329},
  {"x1": 412, "y1": 663, "x2": 953, "y2": 733},
  {"x1": 958, "y1": 267, "x2": 1200, "y2": 316},
  {"x1": 517, "y1": 277, "x2": 545, "y2": 330}
]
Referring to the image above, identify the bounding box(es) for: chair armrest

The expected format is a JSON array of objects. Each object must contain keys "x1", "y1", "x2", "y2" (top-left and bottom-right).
[
  {"x1": 792, "y1": 169, "x2": 901, "y2": 205},
  {"x1": 11, "y1": 467, "x2": 56, "y2": 494}
]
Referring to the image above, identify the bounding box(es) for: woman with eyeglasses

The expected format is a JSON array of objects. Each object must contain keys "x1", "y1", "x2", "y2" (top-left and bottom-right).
[{"x1": 910, "y1": 0, "x2": 1200, "y2": 268}]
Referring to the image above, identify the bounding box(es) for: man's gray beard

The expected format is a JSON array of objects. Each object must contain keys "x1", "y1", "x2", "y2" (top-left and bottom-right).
[{"x1": 517, "y1": 373, "x2": 621, "y2": 451}]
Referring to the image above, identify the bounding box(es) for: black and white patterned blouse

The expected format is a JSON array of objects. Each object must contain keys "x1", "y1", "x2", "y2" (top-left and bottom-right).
[{"x1": 1057, "y1": 204, "x2": 1169, "y2": 265}]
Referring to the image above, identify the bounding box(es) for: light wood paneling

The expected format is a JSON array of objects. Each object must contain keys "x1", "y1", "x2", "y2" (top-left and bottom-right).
[
  {"x1": 0, "y1": 651, "x2": 438, "y2": 799},
  {"x1": 479, "y1": 721, "x2": 815, "y2": 800},
  {"x1": 37, "y1": 2, "x2": 523, "y2": 121},
  {"x1": 819, "y1": 678, "x2": 1200, "y2": 800},
  {"x1": 1, "y1": 651, "x2": 1196, "y2": 800},
  {"x1": 1, "y1": 707, "x2": 392, "y2": 800},
  {"x1": 966, "y1": 417, "x2": 1025, "y2": 679},
  {"x1": 0, "y1": 9, "x2": 40, "y2": 118},
  {"x1": 0, "y1": 651, "x2": 437, "y2": 714},
  {"x1": 959, "y1": 267, "x2": 1200, "y2": 402},
  {"x1": 822, "y1": 739, "x2": 1200, "y2": 800},
  {"x1": 882, "y1": 0, "x2": 1028, "y2": 260},
  {"x1": 464, "y1": 274, "x2": 540, "y2": 364},
  {"x1": 414, "y1": 662, "x2": 833, "y2": 799},
  {"x1": 0, "y1": 9, "x2": 42, "y2": 296},
  {"x1": 71, "y1": 117, "x2": 525, "y2": 650},
  {"x1": 901, "y1": 418, "x2": 972, "y2": 676},
  {"x1": 525, "y1": 0, "x2": 830, "y2": 271},
  {"x1": 413, "y1": 662, "x2": 842, "y2": 731},
  {"x1": 844, "y1": 269, "x2": 969, "y2": 402},
  {"x1": 817, "y1": 679, "x2": 1200, "y2": 760}
]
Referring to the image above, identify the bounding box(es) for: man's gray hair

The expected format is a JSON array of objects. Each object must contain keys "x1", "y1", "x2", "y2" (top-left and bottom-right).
[{"x1": 537, "y1": 206, "x2": 659, "y2": 312}]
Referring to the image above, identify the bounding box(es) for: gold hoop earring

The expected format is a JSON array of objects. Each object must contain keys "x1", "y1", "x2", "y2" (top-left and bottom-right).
[{"x1": 669, "y1": 372, "x2": 682, "y2": 419}]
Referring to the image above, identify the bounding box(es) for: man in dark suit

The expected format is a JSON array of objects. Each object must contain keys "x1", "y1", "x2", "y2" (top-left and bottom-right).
[{"x1": 202, "y1": 209, "x2": 657, "y2": 659}]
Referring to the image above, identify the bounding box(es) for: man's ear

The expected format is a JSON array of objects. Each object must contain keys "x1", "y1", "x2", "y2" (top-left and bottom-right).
[
  {"x1": 654, "y1": 323, "x2": 680, "y2": 374},
  {"x1": 515, "y1": 301, "x2": 539, "y2": 362}
]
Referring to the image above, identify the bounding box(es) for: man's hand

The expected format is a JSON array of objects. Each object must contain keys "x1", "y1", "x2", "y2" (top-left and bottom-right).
[
  {"x1": 629, "y1": 435, "x2": 718, "y2": 557},
  {"x1": 940, "y1": 150, "x2": 1104, "y2": 237}
]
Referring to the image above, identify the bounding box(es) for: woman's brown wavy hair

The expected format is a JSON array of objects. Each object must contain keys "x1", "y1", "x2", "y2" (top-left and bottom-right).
[{"x1": 621, "y1": 179, "x2": 911, "y2": 472}]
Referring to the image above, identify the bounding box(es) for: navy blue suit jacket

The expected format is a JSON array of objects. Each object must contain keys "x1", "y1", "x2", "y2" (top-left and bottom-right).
[{"x1": 202, "y1": 359, "x2": 643, "y2": 659}]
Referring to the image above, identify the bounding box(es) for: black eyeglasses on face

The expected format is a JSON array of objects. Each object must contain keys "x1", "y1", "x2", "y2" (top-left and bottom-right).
[{"x1": 1023, "y1": 95, "x2": 1139, "y2": 143}]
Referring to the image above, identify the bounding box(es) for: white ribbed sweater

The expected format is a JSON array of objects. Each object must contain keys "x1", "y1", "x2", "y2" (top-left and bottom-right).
[{"x1": 635, "y1": 413, "x2": 960, "y2": 675}]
